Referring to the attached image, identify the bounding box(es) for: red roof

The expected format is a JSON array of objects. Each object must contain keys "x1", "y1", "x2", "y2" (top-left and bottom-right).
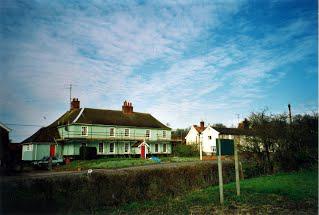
[{"x1": 194, "y1": 125, "x2": 206, "y2": 133}]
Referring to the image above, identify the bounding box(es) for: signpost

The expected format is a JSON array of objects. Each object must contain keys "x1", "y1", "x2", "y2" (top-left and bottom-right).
[{"x1": 216, "y1": 138, "x2": 240, "y2": 204}]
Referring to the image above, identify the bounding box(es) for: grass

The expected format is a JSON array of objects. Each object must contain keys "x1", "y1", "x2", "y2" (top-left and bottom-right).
[
  {"x1": 98, "y1": 168, "x2": 318, "y2": 214},
  {"x1": 56, "y1": 156, "x2": 199, "y2": 171}
]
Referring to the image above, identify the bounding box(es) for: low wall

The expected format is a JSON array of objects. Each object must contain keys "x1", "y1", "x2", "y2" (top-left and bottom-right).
[{"x1": 1, "y1": 161, "x2": 236, "y2": 214}]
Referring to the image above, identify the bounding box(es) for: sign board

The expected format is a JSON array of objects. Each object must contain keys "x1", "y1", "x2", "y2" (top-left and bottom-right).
[{"x1": 216, "y1": 139, "x2": 234, "y2": 155}]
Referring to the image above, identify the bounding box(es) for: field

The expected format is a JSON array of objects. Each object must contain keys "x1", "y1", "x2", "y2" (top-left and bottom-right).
[
  {"x1": 99, "y1": 168, "x2": 318, "y2": 214},
  {"x1": 56, "y1": 157, "x2": 199, "y2": 171}
]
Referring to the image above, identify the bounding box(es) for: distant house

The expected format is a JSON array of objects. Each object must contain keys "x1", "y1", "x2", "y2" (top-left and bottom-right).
[
  {"x1": 21, "y1": 99, "x2": 172, "y2": 161},
  {"x1": 0, "y1": 122, "x2": 11, "y2": 166},
  {"x1": 185, "y1": 121, "x2": 253, "y2": 155}
]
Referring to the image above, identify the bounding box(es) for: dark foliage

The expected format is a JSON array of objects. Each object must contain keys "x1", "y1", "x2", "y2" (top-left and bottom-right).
[
  {"x1": 1, "y1": 162, "x2": 239, "y2": 214},
  {"x1": 80, "y1": 146, "x2": 97, "y2": 160},
  {"x1": 173, "y1": 144, "x2": 199, "y2": 157},
  {"x1": 242, "y1": 110, "x2": 318, "y2": 173}
]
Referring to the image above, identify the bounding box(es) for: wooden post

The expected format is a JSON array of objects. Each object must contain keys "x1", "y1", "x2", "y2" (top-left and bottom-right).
[
  {"x1": 217, "y1": 138, "x2": 224, "y2": 204},
  {"x1": 234, "y1": 139, "x2": 240, "y2": 196},
  {"x1": 199, "y1": 133, "x2": 202, "y2": 160}
]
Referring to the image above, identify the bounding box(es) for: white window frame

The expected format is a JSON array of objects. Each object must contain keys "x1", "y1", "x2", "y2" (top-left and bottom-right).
[
  {"x1": 145, "y1": 129, "x2": 151, "y2": 138},
  {"x1": 124, "y1": 142, "x2": 129, "y2": 153},
  {"x1": 163, "y1": 144, "x2": 167, "y2": 153},
  {"x1": 110, "y1": 127, "x2": 115, "y2": 137},
  {"x1": 124, "y1": 128, "x2": 130, "y2": 137},
  {"x1": 163, "y1": 130, "x2": 166, "y2": 138},
  {"x1": 212, "y1": 146, "x2": 216, "y2": 152},
  {"x1": 98, "y1": 142, "x2": 104, "y2": 154},
  {"x1": 25, "y1": 144, "x2": 33, "y2": 151},
  {"x1": 208, "y1": 136, "x2": 212, "y2": 140},
  {"x1": 81, "y1": 126, "x2": 88, "y2": 136},
  {"x1": 109, "y1": 142, "x2": 114, "y2": 153},
  {"x1": 155, "y1": 143, "x2": 159, "y2": 153}
]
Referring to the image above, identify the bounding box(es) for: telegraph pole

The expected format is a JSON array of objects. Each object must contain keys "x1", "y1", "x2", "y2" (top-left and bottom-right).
[{"x1": 288, "y1": 104, "x2": 292, "y2": 125}]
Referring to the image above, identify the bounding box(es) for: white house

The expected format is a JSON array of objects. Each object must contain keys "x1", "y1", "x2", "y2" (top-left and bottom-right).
[{"x1": 185, "y1": 121, "x2": 253, "y2": 155}]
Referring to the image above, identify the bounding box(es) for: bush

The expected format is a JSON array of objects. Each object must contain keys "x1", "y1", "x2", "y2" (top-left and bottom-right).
[
  {"x1": 2, "y1": 161, "x2": 238, "y2": 214},
  {"x1": 173, "y1": 144, "x2": 199, "y2": 157},
  {"x1": 80, "y1": 146, "x2": 97, "y2": 160}
]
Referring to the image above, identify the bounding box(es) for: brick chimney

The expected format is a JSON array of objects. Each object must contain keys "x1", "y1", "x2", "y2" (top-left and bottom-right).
[
  {"x1": 200, "y1": 121, "x2": 204, "y2": 129},
  {"x1": 122, "y1": 100, "x2": 133, "y2": 114},
  {"x1": 71, "y1": 98, "x2": 80, "y2": 110}
]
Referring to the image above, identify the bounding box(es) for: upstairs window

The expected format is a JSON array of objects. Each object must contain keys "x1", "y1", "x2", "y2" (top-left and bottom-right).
[
  {"x1": 155, "y1": 144, "x2": 159, "y2": 153},
  {"x1": 124, "y1": 128, "x2": 130, "y2": 137},
  {"x1": 208, "y1": 136, "x2": 212, "y2": 140},
  {"x1": 145, "y1": 130, "x2": 150, "y2": 138},
  {"x1": 81, "y1": 126, "x2": 88, "y2": 136},
  {"x1": 26, "y1": 144, "x2": 33, "y2": 151},
  {"x1": 98, "y1": 143, "x2": 104, "y2": 153},
  {"x1": 110, "y1": 142, "x2": 114, "y2": 153},
  {"x1": 163, "y1": 131, "x2": 166, "y2": 138},
  {"x1": 163, "y1": 144, "x2": 167, "y2": 153},
  {"x1": 124, "y1": 143, "x2": 129, "y2": 153},
  {"x1": 110, "y1": 128, "x2": 115, "y2": 137}
]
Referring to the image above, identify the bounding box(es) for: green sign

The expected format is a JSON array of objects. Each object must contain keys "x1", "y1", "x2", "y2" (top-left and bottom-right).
[{"x1": 216, "y1": 139, "x2": 234, "y2": 155}]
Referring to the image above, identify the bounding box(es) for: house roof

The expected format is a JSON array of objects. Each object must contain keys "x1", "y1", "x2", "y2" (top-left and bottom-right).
[
  {"x1": 212, "y1": 127, "x2": 254, "y2": 136},
  {"x1": 73, "y1": 108, "x2": 171, "y2": 130},
  {"x1": 22, "y1": 108, "x2": 170, "y2": 143},
  {"x1": 0, "y1": 122, "x2": 11, "y2": 132},
  {"x1": 194, "y1": 125, "x2": 206, "y2": 133}
]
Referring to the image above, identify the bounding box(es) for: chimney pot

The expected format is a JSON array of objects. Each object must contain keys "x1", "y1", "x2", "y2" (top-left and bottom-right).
[
  {"x1": 71, "y1": 98, "x2": 80, "y2": 110},
  {"x1": 200, "y1": 121, "x2": 204, "y2": 128}
]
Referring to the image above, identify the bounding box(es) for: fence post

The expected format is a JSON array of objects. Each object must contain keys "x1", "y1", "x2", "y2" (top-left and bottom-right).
[
  {"x1": 234, "y1": 139, "x2": 240, "y2": 196},
  {"x1": 217, "y1": 138, "x2": 224, "y2": 204}
]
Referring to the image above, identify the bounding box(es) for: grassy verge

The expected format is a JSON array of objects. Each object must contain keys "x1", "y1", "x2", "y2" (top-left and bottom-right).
[
  {"x1": 56, "y1": 157, "x2": 199, "y2": 171},
  {"x1": 99, "y1": 169, "x2": 318, "y2": 214}
]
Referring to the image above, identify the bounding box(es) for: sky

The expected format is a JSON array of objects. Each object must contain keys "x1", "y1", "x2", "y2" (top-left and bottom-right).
[{"x1": 0, "y1": 0, "x2": 317, "y2": 142}]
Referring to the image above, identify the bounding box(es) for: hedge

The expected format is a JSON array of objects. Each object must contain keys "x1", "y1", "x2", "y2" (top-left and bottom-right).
[{"x1": 1, "y1": 161, "x2": 237, "y2": 214}]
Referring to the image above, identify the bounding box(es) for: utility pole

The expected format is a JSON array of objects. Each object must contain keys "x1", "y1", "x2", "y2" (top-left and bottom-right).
[{"x1": 288, "y1": 104, "x2": 292, "y2": 125}]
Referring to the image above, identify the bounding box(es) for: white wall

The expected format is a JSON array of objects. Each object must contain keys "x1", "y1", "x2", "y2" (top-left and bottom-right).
[
  {"x1": 201, "y1": 126, "x2": 219, "y2": 154},
  {"x1": 185, "y1": 126, "x2": 199, "y2": 145}
]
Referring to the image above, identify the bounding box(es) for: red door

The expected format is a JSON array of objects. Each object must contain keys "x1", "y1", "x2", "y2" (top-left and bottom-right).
[
  {"x1": 141, "y1": 144, "x2": 145, "y2": 159},
  {"x1": 50, "y1": 145, "x2": 55, "y2": 157}
]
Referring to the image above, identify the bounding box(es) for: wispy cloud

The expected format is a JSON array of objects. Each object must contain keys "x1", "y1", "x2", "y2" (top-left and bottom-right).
[{"x1": 0, "y1": 0, "x2": 317, "y2": 141}]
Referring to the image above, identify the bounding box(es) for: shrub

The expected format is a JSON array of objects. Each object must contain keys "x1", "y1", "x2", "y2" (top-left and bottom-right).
[
  {"x1": 80, "y1": 146, "x2": 97, "y2": 160},
  {"x1": 173, "y1": 144, "x2": 199, "y2": 157},
  {"x1": 2, "y1": 161, "x2": 239, "y2": 214}
]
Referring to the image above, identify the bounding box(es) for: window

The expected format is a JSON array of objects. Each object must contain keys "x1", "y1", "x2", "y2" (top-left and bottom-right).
[
  {"x1": 124, "y1": 128, "x2": 130, "y2": 137},
  {"x1": 163, "y1": 130, "x2": 166, "y2": 138},
  {"x1": 208, "y1": 136, "x2": 212, "y2": 140},
  {"x1": 212, "y1": 146, "x2": 216, "y2": 152},
  {"x1": 98, "y1": 143, "x2": 104, "y2": 153},
  {"x1": 110, "y1": 142, "x2": 114, "y2": 153},
  {"x1": 155, "y1": 144, "x2": 159, "y2": 153},
  {"x1": 145, "y1": 130, "x2": 150, "y2": 138},
  {"x1": 163, "y1": 144, "x2": 167, "y2": 153},
  {"x1": 110, "y1": 128, "x2": 115, "y2": 137},
  {"x1": 124, "y1": 143, "x2": 129, "y2": 153},
  {"x1": 81, "y1": 126, "x2": 88, "y2": 136},
  {"x1": 25, "y1": 144, "x2": 33, "y2": 151}
]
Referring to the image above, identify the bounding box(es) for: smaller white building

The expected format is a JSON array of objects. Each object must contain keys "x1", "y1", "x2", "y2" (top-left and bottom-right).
[{"x1": 185, "y1": 121, "x2": 252, "y2": 155}]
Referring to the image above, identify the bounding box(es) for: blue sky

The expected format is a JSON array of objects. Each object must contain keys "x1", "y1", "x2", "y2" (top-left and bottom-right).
[{"x1": 0, "y1": 0, "x2": 317, "y2": 142}]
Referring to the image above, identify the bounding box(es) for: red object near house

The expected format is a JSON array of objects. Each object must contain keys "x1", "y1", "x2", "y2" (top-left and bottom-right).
[
  {"x1": 50, "y1": 145, "x2": 55, "y2": 157},
  {"x1": 141, "y1": 144, "x2": 145, "y2": 159}
]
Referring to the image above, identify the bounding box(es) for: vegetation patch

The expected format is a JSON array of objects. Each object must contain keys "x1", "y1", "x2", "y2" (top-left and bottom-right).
[
  {"x1": 2, "y1": 161, "x2": 235, "y2": 214},
  {"x1": 103, "y1": 169, "x2": 318, "y2": 214},
  {"x1": 55, "y1": 157, "x2": 199, "y2": 171}
]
